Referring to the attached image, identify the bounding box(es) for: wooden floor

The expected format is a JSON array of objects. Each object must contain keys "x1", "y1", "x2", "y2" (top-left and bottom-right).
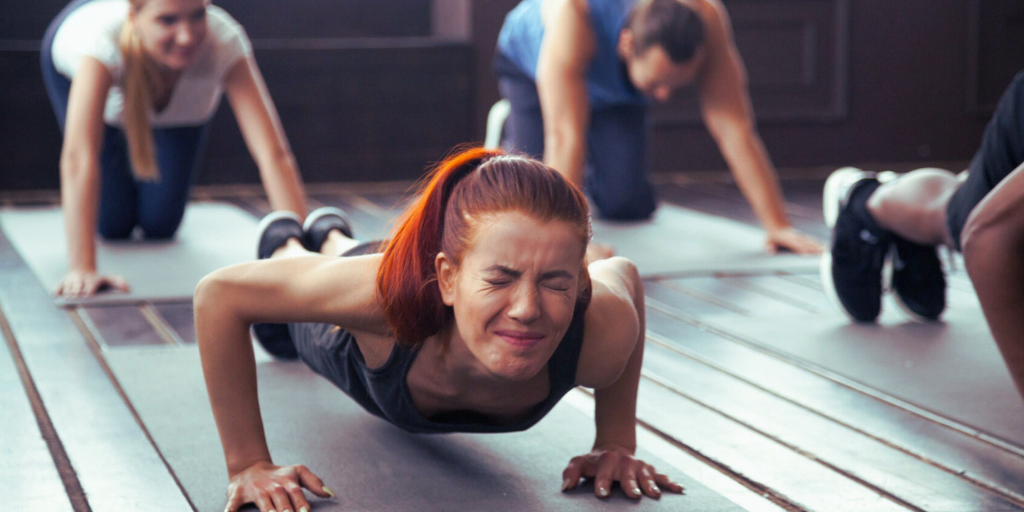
[{"x1": 2, "y1": 173, "x2": 1023, "y2": 511}]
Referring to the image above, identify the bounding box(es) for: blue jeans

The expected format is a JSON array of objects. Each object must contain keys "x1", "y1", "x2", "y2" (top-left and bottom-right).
[
  {"x1": 42, "y1": 0, "x2": 211, "y2": 240},
  {"x1": 496, "y1": 62, "x2": 656, "y2": 221}
]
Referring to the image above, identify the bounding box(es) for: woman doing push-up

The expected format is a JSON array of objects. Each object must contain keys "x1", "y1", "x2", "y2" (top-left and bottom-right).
[{"x1": 195, "y1": 147, "x2": 683, "y2": 512}]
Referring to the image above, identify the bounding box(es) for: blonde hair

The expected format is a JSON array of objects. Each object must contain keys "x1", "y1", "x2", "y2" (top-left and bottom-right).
[{"x1": 119, "y1": 1, "x2": 160, "y2": 181}]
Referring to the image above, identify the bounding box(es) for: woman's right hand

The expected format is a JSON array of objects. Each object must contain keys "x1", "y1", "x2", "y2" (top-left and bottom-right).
[
  {"x1": 225, "y1": 461, "x2": 335, "y2": 512},
  {"x1": 55, "y1": 270, "x2": 129, "y2": 298}
]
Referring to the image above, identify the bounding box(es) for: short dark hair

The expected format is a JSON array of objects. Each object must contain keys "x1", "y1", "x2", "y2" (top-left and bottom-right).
[{"x1": 626, "y1": 0, "x2": 706, "y2": 63}]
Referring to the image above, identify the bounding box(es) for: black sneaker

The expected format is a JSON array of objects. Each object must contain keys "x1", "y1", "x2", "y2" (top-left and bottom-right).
[
  {"x1": 256, "y1": 211, "x2": 304, "y2": 260},
  {"x1": 890, "y1": 236, "x2": 946, "y2": 321},
  {"x1": 302, "y1": 206, "x2": 354, "y2": 253},
  {"x1": 252, "y1": 211, "x2": 304, "y2": 359},
  {"x1": 821, "y1": 170, "x2": 891, "y2": 322}
]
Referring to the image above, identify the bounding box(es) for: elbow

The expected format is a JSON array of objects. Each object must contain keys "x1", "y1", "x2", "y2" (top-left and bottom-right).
[
  {"x1": 193, "y1": 271, "x2": 231, "y2": 342},
  {"x1": 59, "y1": 149, "x2": 95, "y2": 183}
]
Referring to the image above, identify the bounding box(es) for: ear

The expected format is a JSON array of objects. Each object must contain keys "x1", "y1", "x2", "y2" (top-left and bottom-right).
[
  {"x1": 618, "y1": 28, "x2": 635, "y2": 58},
  {"x1": 435, "y1": 252, "x2": 457, "y2": 306}
]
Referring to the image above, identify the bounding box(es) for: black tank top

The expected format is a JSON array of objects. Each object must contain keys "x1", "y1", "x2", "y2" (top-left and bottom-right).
[{"x1": 335, "y1": 306, "x2": 588, "y2": 434}]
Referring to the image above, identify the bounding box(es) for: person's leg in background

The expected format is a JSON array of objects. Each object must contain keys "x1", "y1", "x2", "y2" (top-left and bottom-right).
[
  {"x1": 585, "y1": 104, "x2": 656, "y2": 221},
  {"x1": 96, "y1": 127, "x2": 140, "y2": 238},
  {"x1": 136, "y1": 123, "x2": 212, "y2": 239},
  {"x1": 497, "y1": 73, "x2": 545, "y2": 160},
  {"x1": 961, "y1": 162, "x2": 1024, "y2": 400}
]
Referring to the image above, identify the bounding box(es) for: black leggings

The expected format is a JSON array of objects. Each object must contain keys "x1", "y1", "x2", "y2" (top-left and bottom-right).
[{"x1": 946, "y1": 70, "x2": 1024, "y2": 251}]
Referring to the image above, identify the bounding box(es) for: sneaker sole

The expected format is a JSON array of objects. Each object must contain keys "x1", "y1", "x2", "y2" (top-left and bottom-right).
[
  {"x1": 823, "y1": 167, "x2": 868, "y2": 228},
  {"x1": 890, "y1": 288, "x2": 940, "y2": 323},
  {"x1": 256, "y1": 210, "x2": 303, "y2": 258},
  {"x1": 302, "y1": 206, "x2": 352, "y2": 235},
  {"x1": 820, "y1": 251, "x2": 865, "y2": 323}
]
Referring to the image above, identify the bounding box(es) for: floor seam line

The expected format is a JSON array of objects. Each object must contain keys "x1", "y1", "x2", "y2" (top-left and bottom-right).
[{"x1": 0, "y1": 303, "x2": 92, "y2": 512}]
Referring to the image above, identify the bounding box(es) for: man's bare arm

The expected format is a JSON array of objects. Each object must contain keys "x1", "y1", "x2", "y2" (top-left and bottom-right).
[
  {"x1": 536, "y1": 0, "x2": 596, "y2": 187},
  {"x1": 696, "y1": 0, "x2": 822, "y2": 253}
]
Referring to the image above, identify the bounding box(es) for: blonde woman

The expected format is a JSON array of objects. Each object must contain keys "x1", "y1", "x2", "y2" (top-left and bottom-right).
[{"x1": 42, "y1": 0, "x2": 307, "y2": 297}]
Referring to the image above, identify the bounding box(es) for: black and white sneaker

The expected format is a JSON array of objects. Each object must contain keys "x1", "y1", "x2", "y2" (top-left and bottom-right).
[
  {"x1": 256, "y1": 211, "x2": 304, "y2": 260},
  {"x1": 890, "y1": 236, "x2": 946, "y2": 321},
  {"x1": 252, "y1": 211, "x2": 304, "y2": 359},
  {"x1": 821, "y1": 169, "x2": 891, "y2": 322},
  {"x1": 302, "y1": 206, "x2": 354, "y2": 253}
]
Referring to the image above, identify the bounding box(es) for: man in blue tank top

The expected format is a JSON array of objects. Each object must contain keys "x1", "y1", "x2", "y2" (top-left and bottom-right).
[{"x1": 495, "y1": 0, "x2": 821, "y2": 254}]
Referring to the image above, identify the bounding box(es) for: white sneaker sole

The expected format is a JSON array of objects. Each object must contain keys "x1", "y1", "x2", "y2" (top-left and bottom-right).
[
  {"x1": 256, "y1": 210, "x2": 303, "y2": 258},
  {"x1": 302, "y1": 206, "x2": 351, "y2": 234},
  {"x1": 823, "y1": 167, "x2": 870, "y2": 229}
]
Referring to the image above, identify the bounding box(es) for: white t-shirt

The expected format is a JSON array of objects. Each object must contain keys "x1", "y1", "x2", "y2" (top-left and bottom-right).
[{"x1": 51, "y1": 0, "x2": 253, "y2": 127}]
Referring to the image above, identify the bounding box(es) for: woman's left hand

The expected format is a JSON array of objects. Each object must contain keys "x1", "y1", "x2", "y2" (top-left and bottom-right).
[{"x1": 561, "y1": 445, "x2": 684, "y2": 499}]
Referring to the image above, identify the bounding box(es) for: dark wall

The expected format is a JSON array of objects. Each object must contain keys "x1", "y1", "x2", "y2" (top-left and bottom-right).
[
  {"x1": 5, "y1": 0, "x2": 1024, "y2": 191},
  {"x1": 470, "y1": 0, "x2": 1024, "y2": 174}
]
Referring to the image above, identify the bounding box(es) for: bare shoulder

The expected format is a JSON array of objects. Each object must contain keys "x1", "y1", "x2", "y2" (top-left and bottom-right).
[
  {"x1": 691, "y1": 0, "x2": 732, "y2": 42},
  {"x1": 541, "y1": 0, "x2": 590, "y2": 22},
  {"x1": 576, "y1": 257, "x2": 642, "y2": 389}
]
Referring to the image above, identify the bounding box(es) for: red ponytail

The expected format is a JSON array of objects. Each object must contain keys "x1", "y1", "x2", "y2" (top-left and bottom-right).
[{"x1": 377, "y1": 147, "x2": 501, "y2": 345}]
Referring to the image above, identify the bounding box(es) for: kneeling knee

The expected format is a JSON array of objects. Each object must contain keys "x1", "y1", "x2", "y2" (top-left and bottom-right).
[{"x1": 594, "y1": 194, "x2": 656, "y2": 221}]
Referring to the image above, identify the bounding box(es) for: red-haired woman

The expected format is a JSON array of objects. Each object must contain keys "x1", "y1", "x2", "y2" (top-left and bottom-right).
[
  {"x1": 195, "y1": 148, "x2": 683, "y2": 512},
  {"x1": 42, "y1": 0, "x2": 307, "y2": 298}
]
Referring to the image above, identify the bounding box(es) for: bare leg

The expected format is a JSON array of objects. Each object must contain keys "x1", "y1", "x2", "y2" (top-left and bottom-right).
[
  {"x1": 271, "y1": 238, "x2": 308, "y2": 259},
  {"x1": 962, "y1": 163, "x2": 1024, "y2": 399},
  {"x1": 865, "y1": 168, "x2": 961, "y2": 247},
  {"x1": 320, "y1": 230, "x2": 359, "y2": 256},
  {"x1": 269, "y1": 229, "x2": 359, "y2": 260}
]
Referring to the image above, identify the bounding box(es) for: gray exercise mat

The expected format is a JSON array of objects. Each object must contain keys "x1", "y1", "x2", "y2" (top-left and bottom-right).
[
  {"x1": 0, "y1": 203, "x2": 258, "y2": 306},
  {"x1": 592, "y1": 204, "x2": 819, "y2": 277},
  {"x1": 717, "y1": 296, "x2": 1024, "y2": 447},
  {"x1": 104, "y1": 346, "x2": 745, "y2": 512}
]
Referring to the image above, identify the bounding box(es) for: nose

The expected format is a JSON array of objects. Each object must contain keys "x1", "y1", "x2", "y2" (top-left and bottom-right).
[
  {"x1": 175, "y1": 24, "x2": 196, "y2": 46},
  {"x1": 507, "y1": 285, "x2": 541, "y2": 324}
]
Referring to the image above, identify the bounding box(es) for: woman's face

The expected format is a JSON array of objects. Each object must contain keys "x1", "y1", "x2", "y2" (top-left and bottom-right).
[
  {"x1": 131, "y1": 0, "x2": 210, "y2": 71},
  {"x1": 436, "y1": 211, "x2": 585, "y2": 381}
]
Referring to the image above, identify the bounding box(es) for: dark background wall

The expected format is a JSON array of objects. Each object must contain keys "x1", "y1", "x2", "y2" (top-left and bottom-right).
[{"x1": 2, "y1": 0, "x2": 1023, "y2": 191}]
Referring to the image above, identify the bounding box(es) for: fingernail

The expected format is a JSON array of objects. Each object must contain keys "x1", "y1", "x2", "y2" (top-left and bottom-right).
[
  {"x1": 652, "y1": 484, "x2": 661, "y2": 493},
  {"x1": 633, "y1": 486, "x2": 642, "y2": 495},
  {"x1": 323, "y1": 485, "x2": 336, "y2": 498},
  {"x1": 300, "y1": 508, "x2": 309, "y2": 512},
  {"x1": 598, "y1": 486, "x2": 609, "y2": 497},
  {"x1": 561, "y1": 478, "x2": 573, "y2": 491}
]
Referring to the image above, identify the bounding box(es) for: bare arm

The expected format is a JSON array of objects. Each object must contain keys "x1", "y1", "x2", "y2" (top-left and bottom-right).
[
  {"x1": 195, "y1": 254, "x2": 387, "y2": 511},
  {"x1": 561, "y1": 257, "x2": 683, "y2": 499},
  {"x1": 536, "y1": 0, "x2": 595, "y2": 187},
  {"x1": 224, "y1": 56, "x2": 307, "y2": 218},
  {"x1": 57, "y1": 57, "x2": 130, "y2": 296},
  {"x1": 697, "y1": 1, "x2": 821, "y2": 253}
]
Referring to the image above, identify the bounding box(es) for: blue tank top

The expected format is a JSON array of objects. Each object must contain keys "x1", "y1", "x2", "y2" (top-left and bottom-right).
[
  {"x1": 496, "y1": 0, "x2": 646, "y2": 108},
  {"x1": 331, "y1": 306, "x2": 588, "y2": 434}
]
